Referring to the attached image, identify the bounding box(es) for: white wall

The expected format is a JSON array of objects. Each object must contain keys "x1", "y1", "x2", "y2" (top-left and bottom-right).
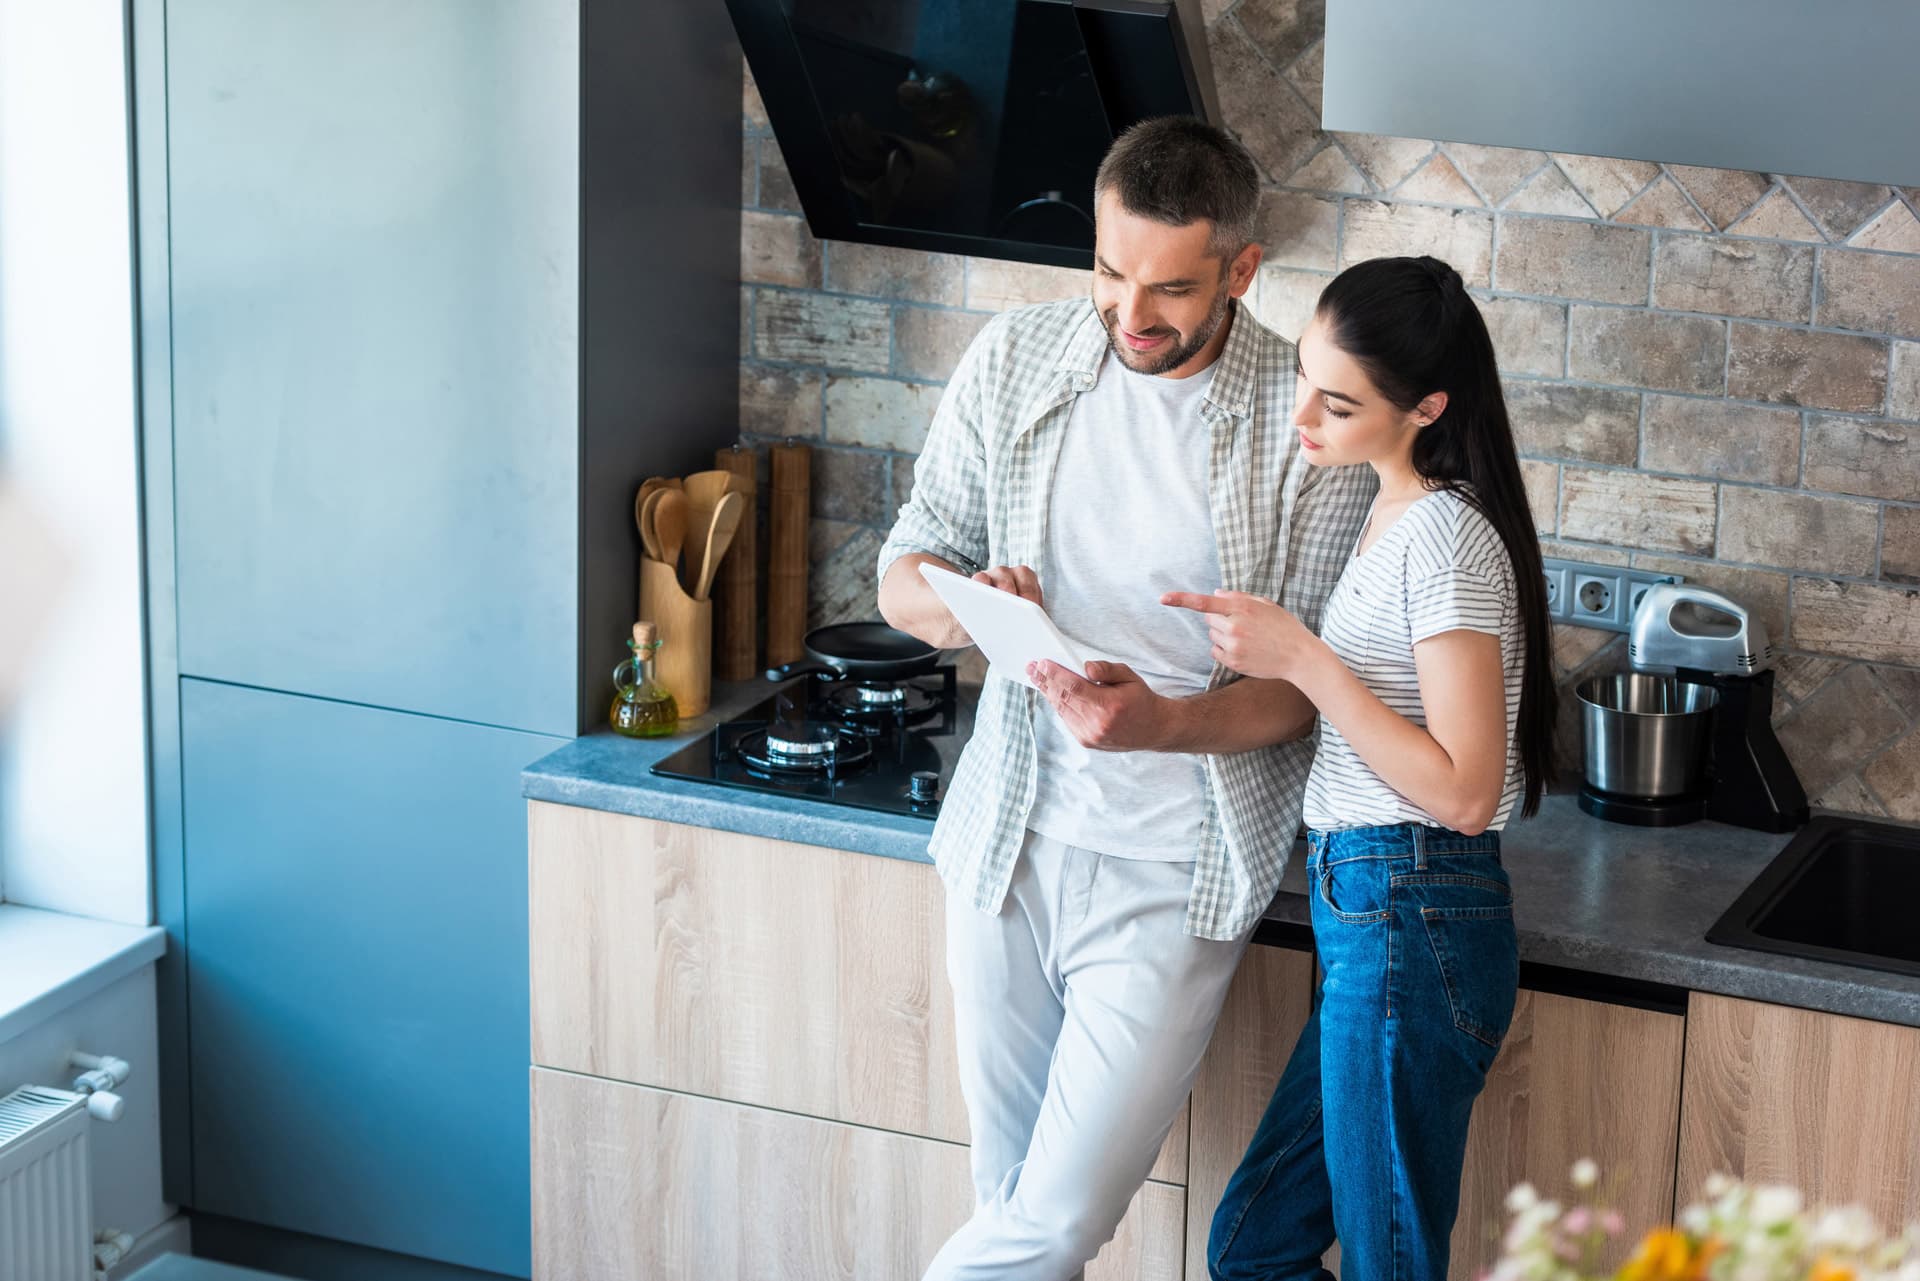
[
  {"x1": 0, "y1": 965, "x2": 171, "y2": 1247},
  {"x1": 0, "y1": 0, "x2": 151, "y2": 924},
  {"x1": 0, "y1": 5, "x2": 168, "y2": 1255}
]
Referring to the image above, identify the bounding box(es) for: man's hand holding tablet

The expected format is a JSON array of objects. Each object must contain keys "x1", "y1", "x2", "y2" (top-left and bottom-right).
[
  {"x1": 918, "y1": 562, "x2": 1103, "y2": 690},
  {"x1": 918, "y1": 562, "x2": 1170, "y2": 751},
  {"x1": 968, "y1": 564, "x2": 1045, "y2": 608}
]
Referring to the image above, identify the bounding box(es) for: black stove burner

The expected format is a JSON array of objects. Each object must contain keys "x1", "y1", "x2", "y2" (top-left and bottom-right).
[
  {"x1": 768, "y1": 720, "x2": 840, "y2": 759},
  {"x1": 733, "y1": 719, "x2": 873, "y2": 778},
  {"x1": 823, "y1": 679, "x2": 947, "y2": 726}
]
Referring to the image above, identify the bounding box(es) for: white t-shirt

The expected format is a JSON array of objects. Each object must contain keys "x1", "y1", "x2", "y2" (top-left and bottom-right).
[
  {"x1": 1025, "y1": 350, "x2": 1221, "y2": 861},
  {"x1": 1302, "y1": 487, "x2": 1525, "y2": 833}
]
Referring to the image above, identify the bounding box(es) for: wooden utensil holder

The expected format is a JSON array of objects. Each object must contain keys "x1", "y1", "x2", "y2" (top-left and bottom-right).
[{"x1": 639, "y1": 557, "x2": 712, "y2": 717}]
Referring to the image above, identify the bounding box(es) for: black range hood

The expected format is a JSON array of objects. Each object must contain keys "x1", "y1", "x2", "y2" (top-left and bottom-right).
[{"x1": 727, "y1": 0, "x2": 1218, "y2": 268}]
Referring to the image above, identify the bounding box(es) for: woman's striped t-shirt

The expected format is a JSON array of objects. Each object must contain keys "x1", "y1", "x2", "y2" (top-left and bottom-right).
[{"x1": 1301, "y1": 486, "x2": 1525, "y2": 833}]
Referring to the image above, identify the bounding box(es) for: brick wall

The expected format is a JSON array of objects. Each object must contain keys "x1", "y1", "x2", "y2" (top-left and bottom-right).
[{"x1": 735, "y1": 2, "x2": 1920, "y2": 820}]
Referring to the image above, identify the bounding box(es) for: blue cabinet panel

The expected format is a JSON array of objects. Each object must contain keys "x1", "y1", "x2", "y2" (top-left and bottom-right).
[
  {"x1": 182, "y1": 678, "x2": 561, "y2": 1278},
  {"x1": 167, "y1": 1, "x2": 580, "y2": 736},
  {"x1": 1323, "y1": 0, "x2": 1920, "y2": 187}
]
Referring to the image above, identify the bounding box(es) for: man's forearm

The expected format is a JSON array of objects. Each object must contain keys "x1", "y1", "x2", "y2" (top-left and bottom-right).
[
  {"x1": 1156, "y1": 676, "x2": 1315, "y2": 753},
  {"x1": 878, "y1": 553, "x2": 972, "y2": 649}
]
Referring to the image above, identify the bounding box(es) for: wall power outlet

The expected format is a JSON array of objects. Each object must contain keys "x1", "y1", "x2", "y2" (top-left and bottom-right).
[{"x1": 1541, "y1": 557, "x2": 1681, "y2": 633}]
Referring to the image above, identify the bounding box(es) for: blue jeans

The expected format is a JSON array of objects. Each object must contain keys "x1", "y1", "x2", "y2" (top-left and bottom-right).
[{"x1": 1207, "y1": 823, "x2": 1519, "y2": 1281}]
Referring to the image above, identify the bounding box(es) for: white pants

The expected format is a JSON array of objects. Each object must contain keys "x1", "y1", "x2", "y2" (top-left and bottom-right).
[{"x1": 923, "y1": 830, "x2": 1252, "y2": 1281}]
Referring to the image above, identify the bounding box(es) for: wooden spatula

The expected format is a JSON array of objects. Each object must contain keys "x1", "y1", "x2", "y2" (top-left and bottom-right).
[{"x1": 692, "y1": 491, "x2": 746, "y2": 601}]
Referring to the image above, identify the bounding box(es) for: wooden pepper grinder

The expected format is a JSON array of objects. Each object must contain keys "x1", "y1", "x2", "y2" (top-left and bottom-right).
[
  {"x1": 766, "y1": 439, "x2": 811, "y2": 668},
  {"x1": 714, "y1": 443, "x2": 759, "y2": 680}
]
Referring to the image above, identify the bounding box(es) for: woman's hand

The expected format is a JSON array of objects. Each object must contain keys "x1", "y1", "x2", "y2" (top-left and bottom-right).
[{"x1": 1161, "y1": 589, "x2": 1324, "y2": 681}]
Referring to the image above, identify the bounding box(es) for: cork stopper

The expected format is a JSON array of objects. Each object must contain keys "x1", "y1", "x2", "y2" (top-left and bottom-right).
[{"x1": 632, "y1": 621, "x2": 657, "y2": 647}]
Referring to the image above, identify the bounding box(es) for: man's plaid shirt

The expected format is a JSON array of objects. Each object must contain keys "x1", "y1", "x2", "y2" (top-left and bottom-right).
[{"x1": 878, "y1": 296, "x2": 1376, "y2": 940}]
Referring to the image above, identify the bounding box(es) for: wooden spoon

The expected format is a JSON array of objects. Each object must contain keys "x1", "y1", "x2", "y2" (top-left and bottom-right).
[
  {"x1": 653, "y1": 488, "x2": 689, "y2": 579},
  {"x1": 635, "y1": 475, "x2": 682, "y2": 539},
  {"x1": 637, "y1": 487, "x2": 666, "y2": 561},
  {"x1": 692, "y1": 491, "x2": 746, "y2": 601},
  {"x1": 682, "y1": 469, "x2": 734, "y2": 585}
]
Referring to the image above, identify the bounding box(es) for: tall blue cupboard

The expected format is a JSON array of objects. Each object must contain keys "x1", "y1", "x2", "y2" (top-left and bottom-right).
[{"x1": 134, "y1": 2, "x2": 741, "y2": 1276}]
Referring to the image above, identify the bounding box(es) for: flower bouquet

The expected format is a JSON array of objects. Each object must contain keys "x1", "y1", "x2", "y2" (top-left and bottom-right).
[{"x1": 1489, "y1": 1161, "x2": 1920, "y2": 1281}]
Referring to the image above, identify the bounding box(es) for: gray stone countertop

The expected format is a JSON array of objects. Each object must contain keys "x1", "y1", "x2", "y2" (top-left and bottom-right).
[
  {"x1": 523, "y1": 680, "x2": 941, "y2": 863},
  {"x1": 524, "y1": 680, "x2": 1920, "y2": 1028},
  {"x1": 1261, "y1": 799, "x2": 1920, "y2": 1026}
]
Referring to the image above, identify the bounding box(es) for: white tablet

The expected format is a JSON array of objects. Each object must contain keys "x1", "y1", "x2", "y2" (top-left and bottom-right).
[{"x1": 919, "y1": 563, "x2": 1117, "y2": 689}]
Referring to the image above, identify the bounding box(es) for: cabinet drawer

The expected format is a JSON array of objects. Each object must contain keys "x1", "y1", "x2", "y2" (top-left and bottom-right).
[
  {"x1": 532, "y1": 1067, "x2": 1184, "y2": 1280},
  {"x1": 1186, "y1": 945, "x2": 1316, "y2": 1279},
  {"x1": 1183, "y1": 950, "x2": 1685, "y2": 1281},
  {"x1": 1454, "y1": 990, "x2": 1685, "y2": 1279},
  {"x1": 530, "y1": 802, "x2": 967, "y2": 1140},
  {"x1": 529, "y1": 802, "x2": 1188, "y2": 1183},
  {"x1": 1679, "y1": 993, "x2": 1920, "y2": 1229}
]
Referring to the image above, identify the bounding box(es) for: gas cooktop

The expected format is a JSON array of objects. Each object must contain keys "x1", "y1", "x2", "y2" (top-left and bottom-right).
[{"x1": 650, "y1": 668, "x2": 976, "y2": 820}]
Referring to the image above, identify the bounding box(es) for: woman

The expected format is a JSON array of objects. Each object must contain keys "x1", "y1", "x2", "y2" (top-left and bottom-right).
[{"x1": 1165, "y1": 255, "x2": 1555, "y2": 1281}]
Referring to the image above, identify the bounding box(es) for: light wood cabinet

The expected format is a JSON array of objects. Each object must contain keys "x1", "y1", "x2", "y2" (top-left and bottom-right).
[
  {"x1": 1453, "y1": 989, "x2": 1687, "y2": 1278},
  {"x1": 528, "y1": 800, "x2": 1186, "y2": 1183},
  {"x1": 539, "y1": 801, "x2": 1920, "y2": 1281},
  {"x1": 1678, "y1": 992, "x2": 1920, "y2": 1229},
  {"x1": 528, "y1": 799, "x2": 967, "y2": 1143},
  {"x1": 1184, "y1": 943, "x2": 1317, "y2": 1280},
  {"x1": 1183, "y1": 952, "x2": 1687, "y2": 1281},
  {"x1": 531, "y1": 1066, "x2": 1185, "y2": 1281}
]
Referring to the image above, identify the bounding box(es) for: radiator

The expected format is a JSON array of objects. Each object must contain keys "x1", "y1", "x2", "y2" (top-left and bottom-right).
[{"x1": 0, "y1": 1085, "x2": 93, "y2": 1281}]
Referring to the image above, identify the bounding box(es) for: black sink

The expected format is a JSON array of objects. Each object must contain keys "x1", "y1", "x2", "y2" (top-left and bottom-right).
[{"x1": 1708, "y1": 816, "x2": 1920, "y2": 979}]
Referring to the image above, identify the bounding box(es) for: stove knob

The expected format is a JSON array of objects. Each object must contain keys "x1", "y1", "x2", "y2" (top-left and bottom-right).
[{"x1": 909, "y1": 770, "x2": 941, "y2": 804}]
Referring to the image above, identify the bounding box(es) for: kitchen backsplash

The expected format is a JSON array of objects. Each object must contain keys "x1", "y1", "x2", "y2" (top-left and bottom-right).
[{"x1": 733, "y1": 1, "x2": 1920, "y2": 822}]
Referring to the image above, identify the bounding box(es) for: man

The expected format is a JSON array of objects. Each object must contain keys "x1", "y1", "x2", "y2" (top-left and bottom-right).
[{"x1": 877, "y1": 116, "x2": 1375, "y2": 1281}]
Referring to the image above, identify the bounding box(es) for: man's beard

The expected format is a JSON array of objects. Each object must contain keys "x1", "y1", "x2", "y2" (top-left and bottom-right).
[{"x1": 1100, "y1": 286, "x2": 1232, "y2": 376}]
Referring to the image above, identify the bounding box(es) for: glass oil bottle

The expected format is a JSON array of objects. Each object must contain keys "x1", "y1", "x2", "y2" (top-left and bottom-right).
[{"x1": 610, "y1": 621, "x2": 678, "y2": 737}]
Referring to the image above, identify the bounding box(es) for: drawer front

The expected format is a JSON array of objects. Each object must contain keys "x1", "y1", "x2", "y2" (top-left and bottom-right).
[
  {"x1": 1455, "y1": 990, "x2": 1685, "y2": 1279},
  {"x1": 1186, "y1": 945, "x2": 1316, "y2": 1279},
  {"x1": 1679, "y1": 993, "x2": 1920, "y2": 1231},
  {"x1": 529, "y1": 802, "x2": 1187, "y2": 1182},
  {"x1": 531, "y1": 1067, "x2": 1185, "y2": 1280},
  {"x1": 1184, "y1": 953, "x2": 1686, "y2": 1281}
]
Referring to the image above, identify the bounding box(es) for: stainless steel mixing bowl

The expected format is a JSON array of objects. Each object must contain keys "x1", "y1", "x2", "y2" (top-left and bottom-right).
[{"x1": 1577, "y1": 672, "x2": 1719, "y2": 798}]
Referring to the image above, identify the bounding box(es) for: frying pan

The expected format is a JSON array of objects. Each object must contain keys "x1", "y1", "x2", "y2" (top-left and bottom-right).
[{"x1": 765, "y1": 621, "x2": 943, "y2": 683}]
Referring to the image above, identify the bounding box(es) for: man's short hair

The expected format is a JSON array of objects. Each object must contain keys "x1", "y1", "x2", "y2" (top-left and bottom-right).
[{"x1": 1094, "y1": 116, "x2": 1261, "y2": 259}]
